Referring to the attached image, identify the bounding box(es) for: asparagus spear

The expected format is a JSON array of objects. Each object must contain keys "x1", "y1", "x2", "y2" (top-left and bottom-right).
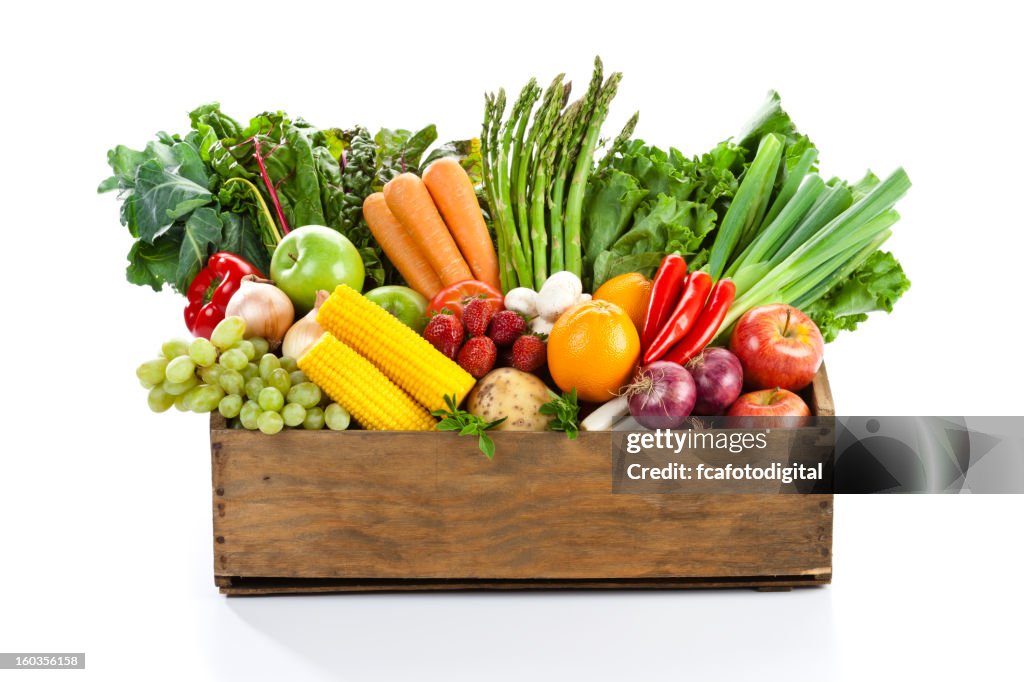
[
  {"x1": 509, "y1": 79, "x2": 540, "y2": 276},
  {"x1": 490, "y1": 89, "x2": 530, "y2": 288},
  {"x1": 499, "y1": 83, "x2": 544, "y2": 287},
  {"x1": 595, "y1": 111, "x2": 639, "y2": 177},
  {"x1": 524, "y1": 79, "x2": 573, "y2": 286},
  {"x1": 522, "y1": 77, "x2": 567, "y2": 288},
  {"x1": 565, "y1": 67, "x2": 622, "y2": 277},
  {"x1": 481, "y1": 93, "x2": 513, "y2": 292},
  {"x1": 546, "y1": 100, "x2": 582, "y2": 275},
  {"x1": 548, "y1": 59, "x2": 604, "y2": 275}
]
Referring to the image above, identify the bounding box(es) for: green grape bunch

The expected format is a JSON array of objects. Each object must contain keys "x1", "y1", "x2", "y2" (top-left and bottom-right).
[{"x1": 135, "y1": 316, "x2": 350, "y2": 434}]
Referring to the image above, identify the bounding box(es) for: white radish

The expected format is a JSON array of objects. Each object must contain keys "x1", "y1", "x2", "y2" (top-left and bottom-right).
[{"x1": 580, "y1": 396, "x2": 630, "y2": 431}]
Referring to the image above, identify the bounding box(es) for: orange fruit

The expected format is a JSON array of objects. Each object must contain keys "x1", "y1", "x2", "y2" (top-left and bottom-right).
[
  {"x1": 593, "y1": 273, "x2": 652, "y2": 332},
  {"x1": 547, "y1": 299, "x2": 641, "y2": 403}
]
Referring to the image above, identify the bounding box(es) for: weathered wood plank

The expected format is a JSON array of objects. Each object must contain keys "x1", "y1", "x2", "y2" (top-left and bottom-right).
[{"x1": 210, "y1": 365, "x2": 834, "y2": 591}]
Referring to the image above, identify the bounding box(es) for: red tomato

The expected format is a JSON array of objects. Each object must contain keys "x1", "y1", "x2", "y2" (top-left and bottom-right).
[{"x1": 427, "y1": 280, "x2": 504, "y2": 320}]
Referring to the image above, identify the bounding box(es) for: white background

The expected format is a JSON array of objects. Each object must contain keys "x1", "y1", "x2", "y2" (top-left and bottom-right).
[{"x1": 1, "y1": 1, "x2": 1022, "y2": 680}]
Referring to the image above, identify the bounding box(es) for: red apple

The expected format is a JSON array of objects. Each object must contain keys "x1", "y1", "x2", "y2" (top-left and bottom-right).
[
  {"x1": 729, "y1": 304, "x2": 824, "y2": 391},
  {"x1": 727, "y1": 388, "x2": 811, "y2": 424}
]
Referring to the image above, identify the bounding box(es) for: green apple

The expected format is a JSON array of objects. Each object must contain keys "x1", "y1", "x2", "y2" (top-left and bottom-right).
[
  {"x1": 271, "y1": 225, "x2": 364, "y2": 312},
  {"x1": 365, "y1": 286, "x2": 429, "y2": 333}
]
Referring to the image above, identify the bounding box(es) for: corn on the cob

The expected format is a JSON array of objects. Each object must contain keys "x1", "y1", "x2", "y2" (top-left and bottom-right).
[
  {"x1": 298, "y1": 333, "x2": 436, "y2": 431},
  {"x1": 318, "y1": 284, "x2": 476, "y2": 412}
]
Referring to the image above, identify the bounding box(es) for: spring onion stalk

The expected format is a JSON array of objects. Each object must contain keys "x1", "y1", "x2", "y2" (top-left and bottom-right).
[
  {"x1": 778, "y1": 228, "x2": 893, "y2": 306},
  {"x1": 707, "y1": 133, "x2": 784, "y2": 279},
  {"x1": 733, "y1": 207, "x2": 901, "y2": 321},
  {"x1": 789, "y1": 231, "x2": 893, "y2": 310},
  {"x1": 718, "y1": 168, "x2": 910, "y2": 333},
  {"x1": 769, "y1": 182, "x2": 853, "y2": 267},
  {"x1": 761, "y1": 147, "x2": 819, "y2": 227},
  {"x1": 726, "y1": 173, "x2": 826, "y2": 277}
]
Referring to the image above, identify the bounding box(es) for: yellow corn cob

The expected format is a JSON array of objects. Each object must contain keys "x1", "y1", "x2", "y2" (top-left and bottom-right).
[
  {"x1": 298, "y1": 333, "x2": 436, "y2": 431},
  {"x1": 318, "y1": 284, "x2": 476, "y2": 412}
]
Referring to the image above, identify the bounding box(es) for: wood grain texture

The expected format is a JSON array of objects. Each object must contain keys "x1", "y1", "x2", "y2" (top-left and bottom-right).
[{"x1": 210, "y1": 366, "x2": 834, "y2": 592}]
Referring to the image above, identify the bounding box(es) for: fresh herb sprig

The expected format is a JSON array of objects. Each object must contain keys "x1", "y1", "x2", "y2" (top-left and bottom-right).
[
  {"x1": 540, "y1": 388, "x2": 580, "y2": 440},
  {"x1": 432, "y1": 394, "x2": 507, "y2": 459}
]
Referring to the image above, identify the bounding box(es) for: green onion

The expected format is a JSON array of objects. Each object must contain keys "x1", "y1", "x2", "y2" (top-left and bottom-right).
[
  {"x1": 718, "y1": 168, "x2": 910, "y2": 334},
  {"x1": 707, "y1": 133, "x2": 784, "y2": 279}
]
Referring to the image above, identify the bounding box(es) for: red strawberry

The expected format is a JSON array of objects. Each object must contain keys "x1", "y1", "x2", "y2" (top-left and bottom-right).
[
  {"x1": 423, "y1": 311, "x2": 464, "y2": 360},
  {"x1": 457, "y1": 336, "x2": 497, "y2": 378},
  {"x1": 512, "y1": 334, "x2": 547, "y2": 372},
  {"x1": 487, "y1": 310, "x2": 527, "y2": 346},
  {"x1": 462, "y1": 297, "x2": 495, "y2": 337}
]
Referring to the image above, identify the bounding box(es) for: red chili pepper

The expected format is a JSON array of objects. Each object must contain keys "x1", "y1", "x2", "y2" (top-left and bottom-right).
[
  {"x1": 641, "y1": 254, "x2": 687, "y2": 353},
  {"x1": 662, "y1": 279, "x2": 737, "y2": 366},
  {"x1": 644, "y1": 271, "x2": 713, "y2": 364},
  {"x1": 184, "y1": 252, "x2": 264, "y2": 338}
]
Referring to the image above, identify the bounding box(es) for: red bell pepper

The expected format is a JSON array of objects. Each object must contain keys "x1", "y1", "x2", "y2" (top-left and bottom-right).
[
  {"x1": 641, "y1": 254, "x2": 687, "y2": 353},
  {"x1": 184, "y1": 252, "x2": 264, "y2": 339},
  {"x1": 663, "y1": 279, "x2": 737, "y2": 366},
  {"x1": 644, "y1": 270, "x2": 713, "y2": 364}
]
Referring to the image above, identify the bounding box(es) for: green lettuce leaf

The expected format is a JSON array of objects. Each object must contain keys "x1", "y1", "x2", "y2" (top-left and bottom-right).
[{"x1": 803, "y1": 250, "x2": 911, "y2": 342}]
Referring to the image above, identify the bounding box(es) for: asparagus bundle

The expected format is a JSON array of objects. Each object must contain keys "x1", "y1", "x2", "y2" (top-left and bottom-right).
[{"x1": 481, "y1": 57, "x2": 636, "y2": 291}]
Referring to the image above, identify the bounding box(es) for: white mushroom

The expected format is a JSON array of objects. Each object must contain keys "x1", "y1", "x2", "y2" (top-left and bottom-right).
[
  {"x1": 536, "y1": 271, "x2": 584, "y2": 321},
  {"x1": 530, "y1": 316, "x2": 555, "y2": 336},
  {"x1": 503, "y1": 287, "x2": 539, "y2": 318}
]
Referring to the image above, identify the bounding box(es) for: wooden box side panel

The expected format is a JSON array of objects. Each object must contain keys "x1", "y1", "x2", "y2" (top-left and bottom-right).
[{"x1": 211, "y1": 366, "x2": 834, "y2": 584}]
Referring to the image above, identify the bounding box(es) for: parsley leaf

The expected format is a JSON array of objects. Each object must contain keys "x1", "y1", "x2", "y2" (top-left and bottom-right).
[
  {"x1": 431, "y1": 394, "x2": 506, "y2": 459},
  {"x1": 540, "y1": 388, "x2": 580, "y2": 440}
]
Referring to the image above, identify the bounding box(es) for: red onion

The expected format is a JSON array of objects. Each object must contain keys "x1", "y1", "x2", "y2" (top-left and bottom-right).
[
  {"x1": 688, "y1": 347, "x2": 744, "y2": 415},
  {"x1": 626, "y1": 361, "x2": 696, "y2": 429}
]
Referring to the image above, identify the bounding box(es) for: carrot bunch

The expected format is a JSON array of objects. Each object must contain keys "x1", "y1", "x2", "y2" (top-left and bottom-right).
[{"x1": 363, "y1": 159, "x2": 499, "y2": 299}]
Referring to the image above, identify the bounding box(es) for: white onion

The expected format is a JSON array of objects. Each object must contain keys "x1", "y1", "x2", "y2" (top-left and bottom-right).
[{"x1": 224, "y1": 276, "x2": 294, "y2": 349}]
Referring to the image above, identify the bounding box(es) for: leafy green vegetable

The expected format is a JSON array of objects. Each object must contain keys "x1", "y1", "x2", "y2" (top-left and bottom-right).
[
  {"x1": 586, "y1": 90, "x2": 911, "y2": 342},
  {"x1": 99, "y1": 127, "x2": 270, "y2": 294},
  {"x1": 583, "y1": 139, "x2": 737, "y2": 288},
  {"x1": 421, "y1": 138, "x2": 484, "y2": 186},
  {"x1": 540, "y1": 388, "x2": 580, "y2": 440},
  {"x1": 374, "y1": 125, "x2": 438, "y2": 188},
  {"x1": 101, "y1": 104, "x2": 444, "y2": 293},
  {"x1": 801, "y1": 251, "x2": 911, "y2": 342},
  {"x1": 431, "y1": 394, "x2": 507, "y2": 459}
]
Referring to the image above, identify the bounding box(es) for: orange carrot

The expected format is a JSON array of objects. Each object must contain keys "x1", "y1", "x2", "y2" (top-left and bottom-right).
[
  {"x1": 362, "y1": 192, "x2": 443, "y2": 299},
  {"x1": 383, "y1": 173, "x2": 473, "y2": 286},
  {"x1": 422, "y1": 158, "x2": 500, "y2": 290}
]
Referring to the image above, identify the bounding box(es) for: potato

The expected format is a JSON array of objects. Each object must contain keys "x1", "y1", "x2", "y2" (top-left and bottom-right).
[{"x1": 466, "y1": 368, "x2": 554, "y2": 431}]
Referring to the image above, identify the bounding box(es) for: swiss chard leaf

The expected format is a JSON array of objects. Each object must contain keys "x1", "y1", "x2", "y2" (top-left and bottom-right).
[
  {"x1": 219, "y1": 213, "x2": 270, "y2": 276},
  {"x1": 374, "y1": 124, "x2": 438, "y2": 188},
  {"x1": 421, "y1": 138, "x2": 484, "y2": 185}
]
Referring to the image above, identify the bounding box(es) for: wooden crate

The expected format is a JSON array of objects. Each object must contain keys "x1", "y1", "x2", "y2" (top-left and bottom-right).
[{"x1": 210, "y1": 367, "x2": 834, "y2": 595}]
